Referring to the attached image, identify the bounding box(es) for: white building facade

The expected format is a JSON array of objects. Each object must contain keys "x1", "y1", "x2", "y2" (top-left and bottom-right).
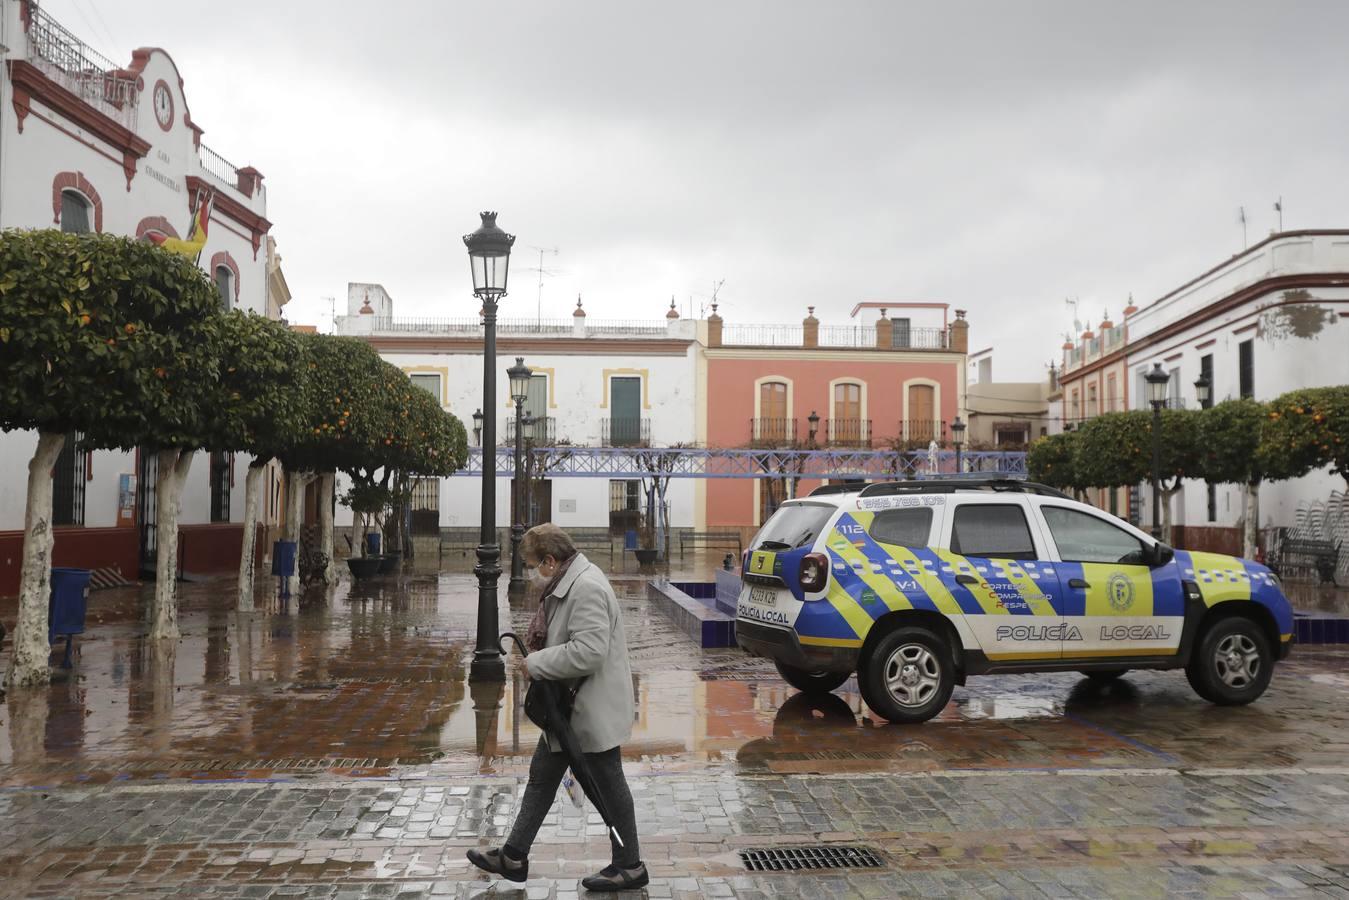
[
  {"x1": 0, "y1": 1, "x2": 275, "y2": 590},
  {"x1": 335, "y1": 285, "x2": 702, "y2": 537},
  {"x1": 1124, "y1": 231, "x2": 1349, "y2": 544}
]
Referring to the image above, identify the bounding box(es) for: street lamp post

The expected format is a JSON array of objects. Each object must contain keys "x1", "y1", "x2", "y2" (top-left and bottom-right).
[
  {"x1": 521, "y1": 412, "x2": 535, "y2": 530},
  {"x1": 471, "y1": 409, "x2": 484, "y2": 447},
  {"x1": 950, "y1": 416, "x2": 966, "y2": 475},
  {"x1": 807, "y1": 410, "x2": 820, "y2": 447},
  {"x1": 1145, "y1": 362, "x2": 1171, "y2": 540},
  {"x1": 464, "y1": 211, "x2": 515, "y2": 683},
  {"x1": 507, "y1": 358, "x2": 532, "y2": 599},
  {"x1": 1194, "y1": 372, "x2": 1212, "y2": 409}
]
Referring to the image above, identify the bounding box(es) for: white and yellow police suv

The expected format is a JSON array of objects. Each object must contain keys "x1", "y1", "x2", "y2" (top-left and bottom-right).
[{"x1": 735, "y1": 479, "x2": 1294, "y2": 724}]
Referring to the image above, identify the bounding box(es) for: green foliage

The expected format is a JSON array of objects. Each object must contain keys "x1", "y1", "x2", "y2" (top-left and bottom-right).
[
  {"x1": 0, "y1": 230, "x2": 221, "y2": 449},
  {"x1": 1027, "y1": 432, "x2": 1080, "y2": 490},
  {"x1": 1262, "y1": 386, "x2": 1349, "y2": 482},
  {"x1": 1195, "y1": 399, "x2": 1269, "y2": 485},
  {"x1": 341, "y1": 480, "x2": 392, "y2": 515},
  {"x1": 209, "y1": 311, "x2": 306, "y2": 456},
  {"x1": 281, "y1": 333, "x2": 467, "y2": 484},
  {"x1": 1072, "y1": 409, "x2": 1201, "y2": 489}
]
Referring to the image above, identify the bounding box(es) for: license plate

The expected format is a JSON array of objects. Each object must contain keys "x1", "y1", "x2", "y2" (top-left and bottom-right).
[{"x1": 749, "y1": 586, "x2": 777, "y2": 606}]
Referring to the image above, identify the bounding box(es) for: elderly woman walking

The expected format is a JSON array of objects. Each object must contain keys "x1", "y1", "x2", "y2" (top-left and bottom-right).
[{"x1": 468, "y1": 523, "x2": 646, "y2": 891}]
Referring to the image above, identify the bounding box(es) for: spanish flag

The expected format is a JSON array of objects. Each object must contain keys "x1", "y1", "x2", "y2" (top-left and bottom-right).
[{"x1": 147, "y1": 191, "x2": 212, "y2": 261}]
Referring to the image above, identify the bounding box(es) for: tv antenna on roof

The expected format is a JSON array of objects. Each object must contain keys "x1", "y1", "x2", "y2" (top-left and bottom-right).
[
  {"x1": 523, "y1": 246, "x2": 560, "y2": 327},
  {"x1": 1064, "y1": 297, "x2": 1082, "y2": 334}
]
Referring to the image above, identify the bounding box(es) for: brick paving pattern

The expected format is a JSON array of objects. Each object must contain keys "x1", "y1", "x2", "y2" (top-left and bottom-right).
[{"x1": 4, "y1": 568, "x2": 1349, "y2": 896}]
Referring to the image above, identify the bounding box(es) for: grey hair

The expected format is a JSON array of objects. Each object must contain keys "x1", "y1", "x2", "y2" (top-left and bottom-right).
[{"x1": 521, "y1": 522, "x2": 577, "y2": 564}]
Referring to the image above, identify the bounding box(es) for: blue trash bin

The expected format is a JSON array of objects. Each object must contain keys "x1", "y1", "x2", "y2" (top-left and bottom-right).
[
  {"x1": 271, "y1": 540, "x2": 297, "y2": 577},
  {"x1": 49, "y1": 567, "x2": 91, "y2": 669},
  {"x1": 365, "y1": 532, "x2": 382, "y2": 556}
]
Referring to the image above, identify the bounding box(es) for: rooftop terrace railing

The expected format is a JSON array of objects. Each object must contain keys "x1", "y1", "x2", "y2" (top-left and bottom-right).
[{"x1": 26, "y1": 6, "x2": 138, "y2": 130}]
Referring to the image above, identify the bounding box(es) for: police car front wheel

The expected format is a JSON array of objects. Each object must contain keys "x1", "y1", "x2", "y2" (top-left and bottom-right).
[
  {"x1": 1185, "y1": 616, "x2": 1273, "y2": 706},
  {"x1": 859, "y1": 626, "x2": 955, "y2": 724},
  {"x1": 774, "y1": 659, "x2": 851, "y2": 694}
]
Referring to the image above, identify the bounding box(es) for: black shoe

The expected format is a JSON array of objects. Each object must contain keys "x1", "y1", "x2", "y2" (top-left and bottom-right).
[
  {"x1": 466, "y1": 846, "x2": 528, "y2": 883},
  {"x1": 582, "y1": 862, "x2": 649, "y2": 892}
]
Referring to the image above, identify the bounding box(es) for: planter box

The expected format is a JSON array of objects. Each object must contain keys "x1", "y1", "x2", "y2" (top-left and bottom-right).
[
  {"x1": 346, "y1": 556, "x2": 382, "y2": 580},
  {"x1": 378, "y1": 552, "x2": 401, "y2": 574}
]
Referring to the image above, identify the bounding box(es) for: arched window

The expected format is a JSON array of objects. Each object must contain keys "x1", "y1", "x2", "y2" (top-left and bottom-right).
[
  {"x1": 60, "y1": 190, "x2": 91, "y2": 234},
  {"x1": 214, "y1": 265, "x2": 233, "y2": 310}
]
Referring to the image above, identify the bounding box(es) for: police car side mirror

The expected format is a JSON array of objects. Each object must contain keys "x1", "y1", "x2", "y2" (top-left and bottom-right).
[{"x1": 1147, "y1": 542, "x2": 1175, "y2": 569}]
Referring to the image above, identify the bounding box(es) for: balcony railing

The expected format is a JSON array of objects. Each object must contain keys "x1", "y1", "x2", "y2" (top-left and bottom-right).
[
  {"x1": 825, "y1": 418, "x2": 872, "y2": 448},
  {"x1": 602, "y1": 418, "x2": 650, "y2": 447},
  {"x1": 889, "y1": 327, "x2": 949, "y2": 350},
  {"x1": 723, "y1": 324, "x2": 804, "y2": 346},
  {"x1": 750, "y1": 417, "x2": 798, "y2": 446},
  {"x1": 505, "y1": 415, "x2": 556, "y2": 444},
  {"x1": 26, "y1": 6, "x2": 138, "y2": 131},
  {"x1": 898, "y1": 419, "x2": 948, "y2": 445}
]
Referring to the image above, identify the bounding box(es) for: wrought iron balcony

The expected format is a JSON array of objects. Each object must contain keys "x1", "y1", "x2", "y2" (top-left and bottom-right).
[
  {"x1": 898, "y1": 419, "x2": 948, "y2": 446},
  {"x1": 504, "y1": 415, "x2": 556, "y2": 444},
  {"x1": 750, "y1": 418, "x2": 798, "y2": 447},
  {"x1": 25, "y1": 7, "x2": 138, "y2": 130},
  {"x1": 602, "y1": 418, "x2": 650, "y2": 447},
  {"x1": 825, "y1": 418, "x2": 872, "y2": 448}
]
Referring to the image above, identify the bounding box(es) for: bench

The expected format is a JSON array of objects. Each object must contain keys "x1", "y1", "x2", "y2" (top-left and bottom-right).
[
  {"x1": 1270, "y1": 537, "x2": 1341, "y2": 585},
  {"x1": 679, "y1": 529, "x2": 743, "y2": 559},
  {"x1": 568, "y1": 528, "x2": 616, "y2": 564}
]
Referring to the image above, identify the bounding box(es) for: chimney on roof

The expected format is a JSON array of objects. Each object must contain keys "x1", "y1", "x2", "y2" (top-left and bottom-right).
[
  {"x1": 875, "y1": 307, "x2": 892, "y2": 349},
  {"x1": 950, "y1": 309, "x2": 969, "y2": 353},
  {"x1": 803, "y1": 305, "x2": 819, "y2": 348}
]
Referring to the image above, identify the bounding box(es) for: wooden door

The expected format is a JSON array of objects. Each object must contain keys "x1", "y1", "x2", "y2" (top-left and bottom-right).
[
  {"x1": 908, "y1": 384, "x2": 935, "y2": 442},
  {"x1": 759, "y1": 381, "x2": 789, "y2": 442}
]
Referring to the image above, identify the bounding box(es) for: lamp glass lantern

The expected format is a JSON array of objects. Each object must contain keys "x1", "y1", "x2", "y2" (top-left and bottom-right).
[
  {"x1": 807, "y1": 410, "x2": 820, "y2": 442},
  {"x1": 521, "y1": 412, "x2": 535, "y2": 442},
  {"x1": 507, "y1": 357, "x2": 532, "y2": 404},
  {"x1": 950, "y1": 416, "x2": 967, "y2": 448},
  {"x1": 1145, "y1": 363, "x2": 1170, "y2": 406},
  {"x1": 463, "y1": 211, "x2": 515, "y2": 298},
  {"x1": 471, "y1": 408, "x2": 484, "y2": 445},
  {"x1": 1194, "y1": 373, "x2": 1212, "y2": 407}
]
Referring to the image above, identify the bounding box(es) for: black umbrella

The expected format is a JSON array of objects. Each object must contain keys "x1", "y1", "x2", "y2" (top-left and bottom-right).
[{"x1": 499, "y1": 631, "x2": 626, "y2": 849}]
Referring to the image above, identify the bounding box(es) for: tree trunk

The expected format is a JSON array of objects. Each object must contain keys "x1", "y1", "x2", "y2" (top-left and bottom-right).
[
  {"x1": 1244, "y1": 481, "x2": 1261, "y2": 560},
  {"x1": 1160, "y1": 487, "x2": 1175, "y2": 546},
  {"x1": 318, "y1": 472, "x2": 338, "y2": 585},
  {"x1": 283, "y1": 469, "x2": 306, "y2": 598},
  {"x1": 236, "y1": 463, "x2": 265, "y2": 611},
  {"x1": 4, "y1": 431, "x2": 66, "y2": 688},
  {"x1": 151, "y1": 448, "x2": 193, "y2": 641}
]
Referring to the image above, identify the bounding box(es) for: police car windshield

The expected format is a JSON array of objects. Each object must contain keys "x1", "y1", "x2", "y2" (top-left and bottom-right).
[{"x1": 756, "y1": 503, "x2": 835, "y2": 550}]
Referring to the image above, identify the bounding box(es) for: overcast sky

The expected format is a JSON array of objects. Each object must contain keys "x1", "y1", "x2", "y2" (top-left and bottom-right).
[{"x1": 47, "y1": 0, "x2": 1349, "y2": 380}]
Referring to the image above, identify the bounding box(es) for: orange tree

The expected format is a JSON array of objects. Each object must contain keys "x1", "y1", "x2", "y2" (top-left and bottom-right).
[
  {"x1": 0, "y1": 231, "x2": 222, "y2": 684},
  {"x1": 1262, "y1": 386, "x2": 1349, "y2": 485},
  {"x1": 1072, "y1": 409, "x2": 1201, "y2": 538},
  {"x1": 1196, "y1": 398, "x2": 1277, "y2": 558},
  {"x1": 1027, "y1": 431, "x2": 1084, "y2": 497}
]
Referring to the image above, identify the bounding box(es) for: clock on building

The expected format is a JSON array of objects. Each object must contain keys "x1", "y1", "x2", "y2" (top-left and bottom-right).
[{"x1": 152, "y1": 80, "x2": 173, "y2": 130}]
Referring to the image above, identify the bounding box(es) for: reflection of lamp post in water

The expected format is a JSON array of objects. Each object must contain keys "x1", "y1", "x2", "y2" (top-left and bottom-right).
[{"x1": 470, "y1": 675, "x2": 504, "y2": 760}]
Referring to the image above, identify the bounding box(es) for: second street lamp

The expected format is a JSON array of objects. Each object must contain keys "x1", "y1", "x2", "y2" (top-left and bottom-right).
[
  {"x1": 507, "y1": 357, "x2": 532, "y2": 599},
  {"x1": 950, "y1": 416, "x2": 966, "y2": 475},
  {"x1": 1194, "y1": 372, "x2": 1212, "y2": 409},
  {"x1": 464, "y1": 211, "x2": 515, "y2": 682},
  {"x1": 1145, "y1": 362, "x2": 1171, "y2": 540}
]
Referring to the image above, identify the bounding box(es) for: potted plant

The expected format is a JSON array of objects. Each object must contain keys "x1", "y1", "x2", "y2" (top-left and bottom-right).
[
  {"x1": 342, "y1": 481, "x2": 390, "y2": 580},
  {"x1": 634, "y1": 521, "x2": 659, "y2": 568}
]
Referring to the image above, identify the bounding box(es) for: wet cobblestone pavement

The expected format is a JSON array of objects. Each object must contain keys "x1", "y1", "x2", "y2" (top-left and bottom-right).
[{"x1": 3, "y1": 563, "x2": 1349, "y2": 897}]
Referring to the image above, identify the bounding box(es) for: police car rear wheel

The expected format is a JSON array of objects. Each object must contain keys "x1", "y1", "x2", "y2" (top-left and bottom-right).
[
  {"x1": 774, "y1": 659, "x2": 851, "y2": 694},
  {"x1": 859, "y1": 626, "x2": 954, "y2": 724},
  {"x1": 1185, "y1": 616, "x2": 1273, "y2": 705}
]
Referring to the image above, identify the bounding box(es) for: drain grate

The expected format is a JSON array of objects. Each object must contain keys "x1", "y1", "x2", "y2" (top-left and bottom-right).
[{"x1": 739, "y1": 846, "x2": 884, "y2": 872}]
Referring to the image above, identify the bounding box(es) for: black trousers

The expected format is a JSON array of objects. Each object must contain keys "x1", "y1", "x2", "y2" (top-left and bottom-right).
[{"x1": 506, "y1": 735, "x2": 641, "y2": 868}]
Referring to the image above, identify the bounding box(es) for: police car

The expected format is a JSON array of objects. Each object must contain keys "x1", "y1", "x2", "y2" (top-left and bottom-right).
[{"x1": 735, "y1": 479, "x2": 1294, "y2": 724}]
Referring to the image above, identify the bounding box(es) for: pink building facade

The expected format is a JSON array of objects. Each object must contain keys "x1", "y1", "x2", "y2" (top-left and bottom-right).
[{"x1": 699, "y1": 305, "x2": 970, "y2": 529}]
